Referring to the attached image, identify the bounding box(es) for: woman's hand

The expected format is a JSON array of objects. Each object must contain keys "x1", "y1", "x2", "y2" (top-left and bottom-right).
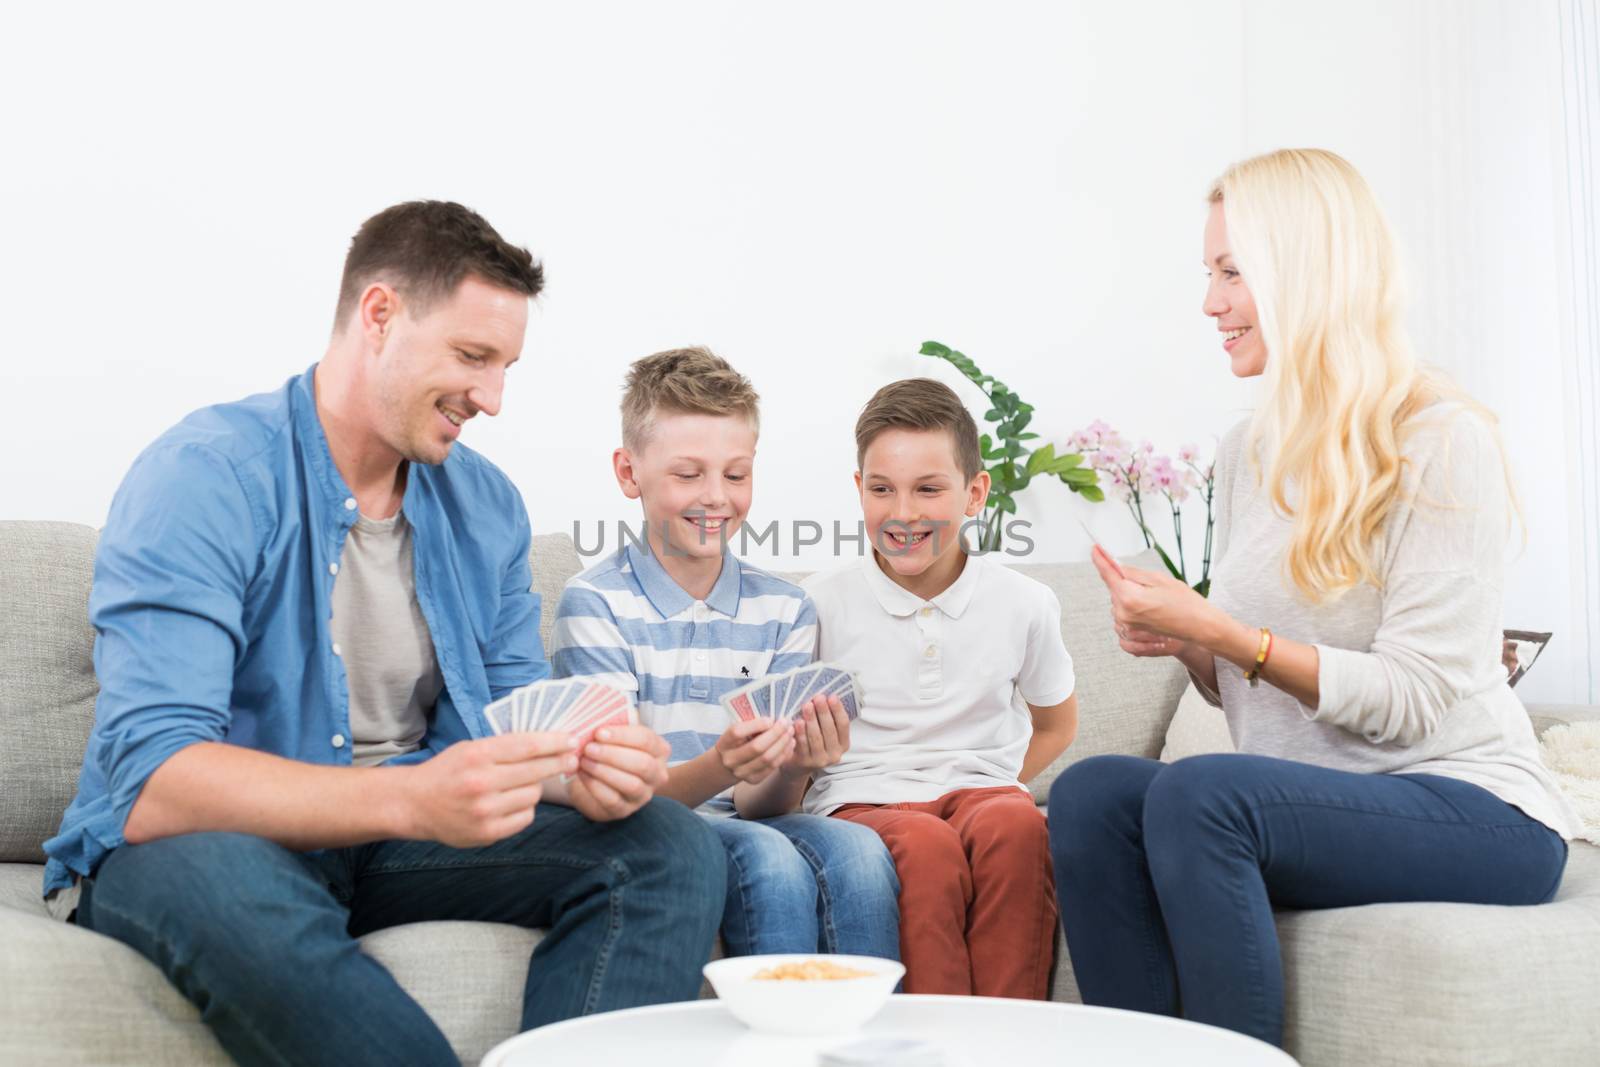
[{"x1": 1090, "y1": 545, "x2": 1222, "y2": 656}]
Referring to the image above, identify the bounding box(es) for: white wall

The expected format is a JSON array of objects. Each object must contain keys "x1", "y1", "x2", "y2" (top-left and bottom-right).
[{"x1": 2, "y1": 1, "x2": 1593, "y2": 702}]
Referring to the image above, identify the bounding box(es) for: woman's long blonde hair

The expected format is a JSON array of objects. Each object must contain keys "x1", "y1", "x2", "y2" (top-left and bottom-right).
[{"x1": 1210, "y1": 148, "x2": 1517, "y2": 602}]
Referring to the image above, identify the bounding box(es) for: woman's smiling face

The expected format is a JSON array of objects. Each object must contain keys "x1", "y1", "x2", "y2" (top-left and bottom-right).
[{"x1": 1202, "y1": 200, "x2": 1267, "y2": 378}]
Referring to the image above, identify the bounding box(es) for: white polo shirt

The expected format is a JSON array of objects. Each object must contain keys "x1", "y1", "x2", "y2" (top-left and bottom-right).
[{"x1": 800, "y1": 551, "x2": 1076, "y2": 815}]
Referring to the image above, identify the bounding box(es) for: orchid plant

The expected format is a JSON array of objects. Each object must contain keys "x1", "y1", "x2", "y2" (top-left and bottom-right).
[{"x1": 1067, "y1": 421, "x2": 1217, "y2": 596}]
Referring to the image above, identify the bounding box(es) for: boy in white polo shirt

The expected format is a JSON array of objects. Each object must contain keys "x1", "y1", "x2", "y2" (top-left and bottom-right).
[
  {"x1": 550, "y1": 347, "x2": 900, "y2": 963},
  {"x1": 802, "y1": 378, "x2": 1079, "y2": 998}
]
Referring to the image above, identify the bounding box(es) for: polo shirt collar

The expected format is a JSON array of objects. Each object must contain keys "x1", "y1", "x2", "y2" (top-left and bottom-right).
[
  {"x1": 859, "y1": 550, "x2": 983, "y2": 619},
  {"x1": 624, "y1": 540, "x2": 742, "y2": 619}
]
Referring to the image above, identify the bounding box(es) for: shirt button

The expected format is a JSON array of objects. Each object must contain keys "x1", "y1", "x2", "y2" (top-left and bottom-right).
[
  {"x1": 332, "y1": 643, "x2": 342, "y2": 657},
  {"x1": 331, "y1": 734, "x2": 346, "y2": 749},
  {"x1": 329, "y1": 562, "x2": 339, "y2": 576},
  {"x1": 920, "y1": 607, "x2": 933, "y2": 617},
  {"x1": 924, "y1": 646, "x2": 936, "y2": 658},
  {"x1": 344, "y1": 497, "x2": 357, "y2": 511},
  {"x1": 695, "y1": 651, "x2": 706, "y2": 662}
]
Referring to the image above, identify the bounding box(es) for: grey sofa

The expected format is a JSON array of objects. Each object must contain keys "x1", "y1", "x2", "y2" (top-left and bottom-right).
[{"x1": 2, "y1": 521, "x2": 1597, "y2": 1066}]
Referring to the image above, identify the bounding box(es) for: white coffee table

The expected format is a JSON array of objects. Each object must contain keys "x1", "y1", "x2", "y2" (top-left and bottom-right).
[{"x1": 481, "y1": 995, "x2": 1298, "y2": 1066}]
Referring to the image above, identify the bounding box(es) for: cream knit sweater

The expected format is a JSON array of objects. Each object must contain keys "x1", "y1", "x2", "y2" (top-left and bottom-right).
[{"x1": 1201, "y1": 407, "x2": 1579, "y2": 839}]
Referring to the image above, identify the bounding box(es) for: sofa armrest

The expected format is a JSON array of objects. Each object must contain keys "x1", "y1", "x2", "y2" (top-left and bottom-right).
[{"x1": 1526, "y1": 703, "x2": 1600, "y2": 739}]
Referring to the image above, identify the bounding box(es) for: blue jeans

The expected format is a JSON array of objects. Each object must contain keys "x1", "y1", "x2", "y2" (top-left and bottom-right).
[
  {"x1": 1048, "y1": 754, "x2": 1568, "y2": 1047},
  {"x1": 710, "y1": 813, "x2": 900, "y2": 960},
  {"x1": 76, "y1": 799, "x2": 725, "y2": 1067}
]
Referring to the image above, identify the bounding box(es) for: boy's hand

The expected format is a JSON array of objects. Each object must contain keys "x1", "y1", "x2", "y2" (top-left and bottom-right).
[
  {"x1": 715, "y1": 717, "x2": 795, "y2": 786},
  {"x1": 567, "y1": 724, "x2": 671, "y2": 822},
  {"x1": 403, "y1": 732, "x2": 577, "y2": 848},
  {"x1": 787, "y1": 695, "x2": 850, "y2": 773}
]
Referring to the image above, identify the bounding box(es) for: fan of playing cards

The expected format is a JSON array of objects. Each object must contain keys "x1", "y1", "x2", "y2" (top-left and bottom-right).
[
  {"x1": 720, "y1": 662, "x2": 864, "y2": 724},
  {"x1": 482, "y1": 679, "x2": 636, "y2": 760}
]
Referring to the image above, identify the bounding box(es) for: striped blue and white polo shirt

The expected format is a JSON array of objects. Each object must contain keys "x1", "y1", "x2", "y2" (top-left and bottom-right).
[{"x1": 549, "y1": 541, "x2": 816, "y2": 813}]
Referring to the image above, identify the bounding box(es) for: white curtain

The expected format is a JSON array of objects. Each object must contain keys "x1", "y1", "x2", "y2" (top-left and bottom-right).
[{"x1": 1559, "y1": 0, "x2": 1599, "y2": 703}]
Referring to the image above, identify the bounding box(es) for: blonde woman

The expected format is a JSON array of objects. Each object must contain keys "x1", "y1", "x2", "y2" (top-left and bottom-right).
[{"x1": 1047, "y1": 148, "x2": 1579, "y2": 1047}]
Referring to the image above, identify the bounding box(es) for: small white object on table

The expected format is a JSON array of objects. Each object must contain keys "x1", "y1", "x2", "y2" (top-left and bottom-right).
[{"x1": 481, "y1": 995, "x2": 1298, "y2": 1066}]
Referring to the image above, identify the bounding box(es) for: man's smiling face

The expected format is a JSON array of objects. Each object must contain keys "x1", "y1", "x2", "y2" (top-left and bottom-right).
[{"x1": 371, "y1": 274, "x2": 528, "y2": 465}]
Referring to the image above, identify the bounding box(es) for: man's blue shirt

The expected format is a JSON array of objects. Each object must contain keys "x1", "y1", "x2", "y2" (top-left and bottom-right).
[{"x1": 43, "y1": 364, "x2": 547, "y2": 894}]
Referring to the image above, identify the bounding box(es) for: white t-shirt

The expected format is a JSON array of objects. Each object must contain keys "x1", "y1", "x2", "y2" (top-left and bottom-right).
[{"x1": 800, "y1": 552, "x2": 1076, "y2": 815}]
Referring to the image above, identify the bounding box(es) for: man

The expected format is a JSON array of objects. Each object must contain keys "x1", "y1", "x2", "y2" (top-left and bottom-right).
[{"x1": 42, "y1": 201, "x2": 725, "y2": 1066}]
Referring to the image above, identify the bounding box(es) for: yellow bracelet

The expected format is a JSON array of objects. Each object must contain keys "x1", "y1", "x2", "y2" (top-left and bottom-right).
[{"x1": 1244, "y1": 627, "x2": 1273, "y2": 687}]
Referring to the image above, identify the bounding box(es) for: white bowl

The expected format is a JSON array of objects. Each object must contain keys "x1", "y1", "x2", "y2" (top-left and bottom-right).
[{"x1": 702, "y1": 953, "x2": 905, "y2": 1036}]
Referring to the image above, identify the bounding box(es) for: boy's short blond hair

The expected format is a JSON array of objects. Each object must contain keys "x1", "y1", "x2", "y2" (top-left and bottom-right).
[{"x1": 621, "y1": 347, "x2": 761, "y2": 451}]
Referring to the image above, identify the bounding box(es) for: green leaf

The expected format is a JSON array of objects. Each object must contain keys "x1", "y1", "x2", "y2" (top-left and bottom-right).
[
  {"x1": 1025, "y1": 443, "x2": 1057, "y2": 476},
  {"x1": 1076, "y1": 485, "x2": 1106, "y2": 503},
  {"x1": 919, "y1": 341, "x2": 952, "y2": 357},
  {"x1": 1052, "y1": 452, "x2": 1083, "y2": 470},
  {"x1": 1149, "y1": 539, "x2": 1184, "y2": 583},
  {"x1": 995, "y1": 495, "x2": 1017, "y2": 514},
  {"x1": 1060, "y1": 467, "x2": 1097, "y2": 486},
  {"x1": 1012, "y1": 410, "x2": 1033, "y2": 433},
  {"x1": 1015, "y1": 431, "x2": 1039, "y2": 441},
  {"x1": 1004, "y1": 440, "x2": 1025, "y2": 459}
]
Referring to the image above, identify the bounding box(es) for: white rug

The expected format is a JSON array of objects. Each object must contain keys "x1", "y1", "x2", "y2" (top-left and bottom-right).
[{"x1": 1539, "y1": 721, "x2": 1600, "y2": 845}]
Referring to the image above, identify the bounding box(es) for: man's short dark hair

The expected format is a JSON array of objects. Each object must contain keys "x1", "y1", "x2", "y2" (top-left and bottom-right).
[{"x1": 333, "y1": 200, "x2": 544, "y2": 332}]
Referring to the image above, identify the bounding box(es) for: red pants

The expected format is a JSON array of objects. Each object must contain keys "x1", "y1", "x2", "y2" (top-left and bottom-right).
[{"x1": 832, "y1": 786, "x2": 1057, "y2": 998}]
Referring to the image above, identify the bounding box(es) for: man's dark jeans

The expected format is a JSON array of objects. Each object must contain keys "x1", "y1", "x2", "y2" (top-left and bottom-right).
[{"x1": 77, "y1": 798, "x2": 725, "y2": 1066}]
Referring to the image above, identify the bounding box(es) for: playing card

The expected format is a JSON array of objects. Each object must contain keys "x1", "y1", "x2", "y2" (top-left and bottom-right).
[
  {"x1": 774, "y1": 670, "x2": 798, "y2": 718},
  {"x1": 782, "y1": 666, "x2": 827, "y2": 718},
  {"x1": 514, "y1": 684, "x2": 535, "y2": 732},
  {"x1": 564, "y1": 681, "x2": 612, "y2": 726},
  {"x1": 722, "y1": 683, "x2": 760, "y2": 722},
  {"x1": 749, "y1": 678, "x2": 777, "y2": 719},
  {"x1": 483, "y1": 693, "x2": 515, "y2": 735},
  {"x1": 562, "y1": 704, "x2": 635, "y2": 782},
  {"x1": 549, "y1": 680, "x2": 589, "y2": 722},
  {"x1": 535, "y1": 681, "x2": 574, "y2": 728},
  {"x1": 816, "y1": 670, "x2": 862, "y2": 720}
]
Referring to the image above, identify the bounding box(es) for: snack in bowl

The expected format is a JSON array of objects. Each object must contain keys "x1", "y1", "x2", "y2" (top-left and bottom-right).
[
  {"x1": 752, "y1": 959, "x2": 875, "y2": 981},
  {"x1": 703, "y1": 953, "x2": 906, "y2": 1035}
]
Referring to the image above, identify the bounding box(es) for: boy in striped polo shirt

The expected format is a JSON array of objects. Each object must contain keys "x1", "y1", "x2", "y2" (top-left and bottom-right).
[{"x1": 550, "y1": 347, "x2": 900, "y2": 962}]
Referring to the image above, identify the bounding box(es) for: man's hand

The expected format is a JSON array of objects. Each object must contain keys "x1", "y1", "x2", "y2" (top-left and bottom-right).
[
  {"x1": 565, "y1": 724, "x2": 671, "y2": 822},
  {"x1": 715, "y1": 717, "x2": 795, "y2": 786},
  {"x1": 786, "y1": 695, "x2": 850, "y2": 774},
  {"x1": 400, "y1": 732, "x2": 577, "y2": 848}
]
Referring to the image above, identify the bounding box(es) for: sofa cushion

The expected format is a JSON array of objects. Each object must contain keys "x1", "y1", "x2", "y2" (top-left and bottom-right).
[
  {"x1": 1276, "y1": 839, "x2": 1600, "y2": 1066},
  {"x1": 1010, "y1": 551, "x2": 1187, "y2": 800},
  {"x1": 529, "y1": 531, "x2": 584, "y2": 659},
  {"x1": 0, "y1": 522, "x2": 100, "y2": 863},
  {"x1": 0, "y1": 860, "x2": 545, "y2": 1066}
]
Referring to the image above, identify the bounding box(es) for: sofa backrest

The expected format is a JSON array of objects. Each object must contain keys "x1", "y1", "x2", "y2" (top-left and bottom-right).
[
  {"x1": 0, "y1": 524, "x2": 1185, "y2": 863},
  {"x1": 0, "y1": 522, "x2": 100, "y2": 863}
]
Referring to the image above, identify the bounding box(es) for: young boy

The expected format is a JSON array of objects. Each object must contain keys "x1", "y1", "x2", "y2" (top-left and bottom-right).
[
  {"x1": 550, "y1": 347, "x2": 900, "y2": 961},
  {"x1": 801, "y1": 377, "x2": 1079, "y2": 998}
]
